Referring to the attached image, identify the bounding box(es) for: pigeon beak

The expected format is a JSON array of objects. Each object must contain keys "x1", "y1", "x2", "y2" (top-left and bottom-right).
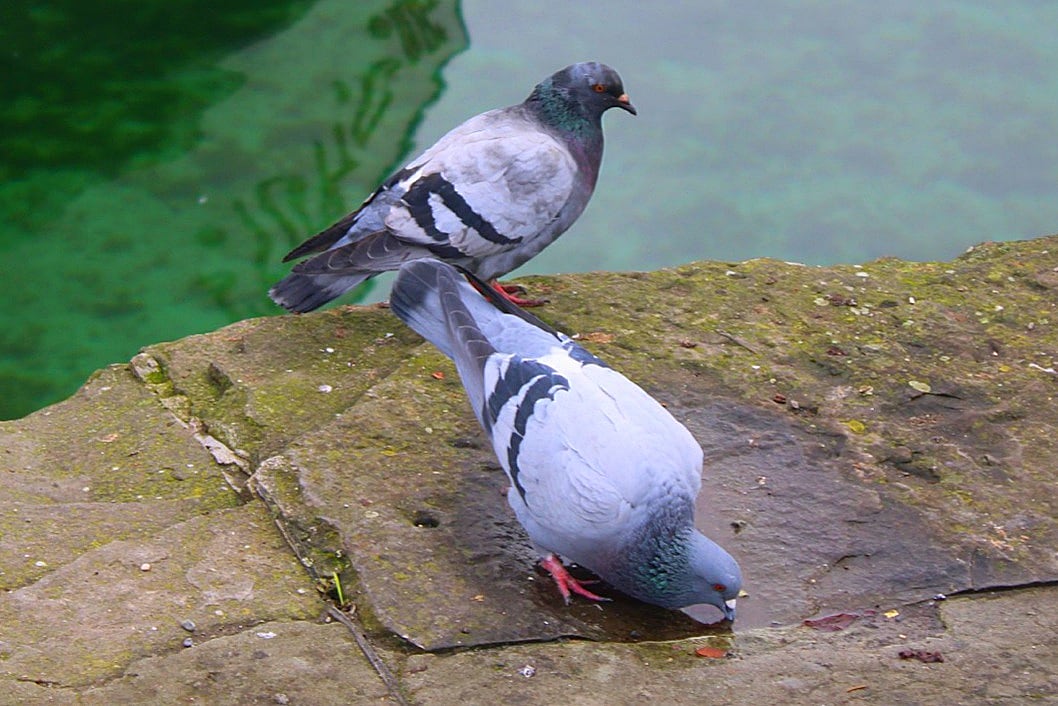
[
  {"x1": 722, "y1": 598, "x2": 737, "y2": 622},
  {"x1": 616, "y1": 94, "x2": 637, "y2": 115}
]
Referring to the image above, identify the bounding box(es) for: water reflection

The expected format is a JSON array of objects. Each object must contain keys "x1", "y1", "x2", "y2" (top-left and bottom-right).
[
  {"x1": 236, "y1": 2, "x2": 456, "y2": 273},
  {"x1": 0, "y1": 0, "x2": 467, "y2": 419}
]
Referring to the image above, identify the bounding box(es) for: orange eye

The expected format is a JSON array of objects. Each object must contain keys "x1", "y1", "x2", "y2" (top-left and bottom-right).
[
  {"x1": 713, "y1": 583, "x2": 727, "y2": 592},
  {"x1": 592, "y1": 83, "x2": 606, "y2": 93}
]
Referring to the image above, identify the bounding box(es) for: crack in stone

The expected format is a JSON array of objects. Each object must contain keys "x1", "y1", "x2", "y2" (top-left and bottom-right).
[
  {"x1": 130, "y1": 351, "x2": 252, "y2": 498},
  {"x1": 15, "y1": 677, "x2": 66, "y2": 688}
]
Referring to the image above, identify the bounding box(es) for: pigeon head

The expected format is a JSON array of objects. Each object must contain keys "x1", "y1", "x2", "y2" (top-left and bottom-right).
[
  {"x1": 682, "y1": 531, "x2": 743, "y2": 620},
  {"x1": 557, "y1": 62, "x2": 637, "y2": 116},
  {"x1": 611, "y1": 516, "x2": 742, "y2": 620},
  {"x1": 527, "y1": 62, "x2": 636, "y2": 131}
]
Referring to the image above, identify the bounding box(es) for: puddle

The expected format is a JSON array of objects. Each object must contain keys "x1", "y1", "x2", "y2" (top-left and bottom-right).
[{"x1": 682, "y1": 399, "x2": 975, "y2": 629}]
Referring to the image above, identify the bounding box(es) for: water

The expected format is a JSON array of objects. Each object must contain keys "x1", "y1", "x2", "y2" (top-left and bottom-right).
[
  {"x1": 0, "y1": 0, "x2": 468, "y2": 418},
  {"x1": 2, "y1": 1, "x2": 1057, "y2": 419}
]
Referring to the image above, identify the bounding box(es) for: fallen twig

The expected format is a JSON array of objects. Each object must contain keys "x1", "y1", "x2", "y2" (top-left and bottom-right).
[
  {"x1": 714, "y1": 329, "x2": 760, "y2": 354},
  {"x1": 327, "y1": 605, "x2": 410, "y2": 706}
]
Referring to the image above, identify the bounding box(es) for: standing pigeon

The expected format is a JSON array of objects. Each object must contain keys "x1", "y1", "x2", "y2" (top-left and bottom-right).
[
  {"x1": 389, "y1": 260, "x2": 742, "y2": 618},
  {"x1": 269, "y1": 61, "x2": 635, "y2": 313}
]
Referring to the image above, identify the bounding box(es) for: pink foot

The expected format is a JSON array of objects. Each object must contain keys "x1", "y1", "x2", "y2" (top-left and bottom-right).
[
  {"x1": 539, "y1": 554, "x2": 610, "y2": 604},
  {"x1": 489, "y1": 279, "x2": 549, "y2": 307}
]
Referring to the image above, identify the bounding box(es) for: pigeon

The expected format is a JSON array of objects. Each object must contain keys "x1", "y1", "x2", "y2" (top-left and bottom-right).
[
  {"x1": 388, "y1": 259, "x2": 742, "y2": 618},
  {"x1": 269, "y1": 61, "x2": 635, "y2": 313}
]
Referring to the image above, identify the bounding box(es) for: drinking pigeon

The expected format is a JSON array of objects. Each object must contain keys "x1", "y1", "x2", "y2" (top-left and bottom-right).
[
  {"x1": 269, "y1": 61, "x2": 635, "y2": 313},
  {"x1": 388, "y1": 260, "x2": 742, "y2": 618}
]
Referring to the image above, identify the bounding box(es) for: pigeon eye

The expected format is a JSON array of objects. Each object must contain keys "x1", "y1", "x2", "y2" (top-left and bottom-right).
[
  {"x1": 712, "y1": 583, "x2": 727, "y2": 592},
  {"x1": 592, "y1": 83, "x2": 606, "y2": 93}
]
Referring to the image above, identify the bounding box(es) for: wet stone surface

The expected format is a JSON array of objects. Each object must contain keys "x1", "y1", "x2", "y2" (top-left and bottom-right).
[{"x1": 683, "y1": 399, "x2": 974, "y2": 627}]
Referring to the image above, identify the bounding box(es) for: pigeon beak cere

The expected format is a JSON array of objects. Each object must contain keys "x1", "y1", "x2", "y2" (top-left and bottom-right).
[
  {"x1": 723, "y1": 598, "x2": 737, "y2": 622},
  {"x1": 617, "y1": 94, "x2": 637, "y2": 115}
]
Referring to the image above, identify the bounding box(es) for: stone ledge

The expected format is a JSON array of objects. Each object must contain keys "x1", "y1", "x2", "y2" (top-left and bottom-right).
[{"x1": 3, "y1": 235, "x2": 1057, "y2": 703}]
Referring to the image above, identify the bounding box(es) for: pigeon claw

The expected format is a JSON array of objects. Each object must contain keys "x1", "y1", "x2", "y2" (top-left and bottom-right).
[
  {"x1": 539, "y1": 554, "x2": 610, "y2": 604},
  {"x1": 494, "y1": 281, "x2": 527, "y2": 295},
  {"x1": 489, "y1": 279, "x2": 549, "y2": 308}
]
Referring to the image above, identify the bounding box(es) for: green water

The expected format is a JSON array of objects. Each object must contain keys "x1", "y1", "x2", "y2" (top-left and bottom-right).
[
  {"x1": 1, "y1": 0, "x2": 467, "y2": 418},
  {"x1": 3, "y1": 1, "x2": 1057, "y2": 419}
]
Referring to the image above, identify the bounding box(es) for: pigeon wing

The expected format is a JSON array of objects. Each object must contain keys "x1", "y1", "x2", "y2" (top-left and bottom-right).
[
  {"x1": 385, "y1": 111, "x2": 578, "y2": 260},
  {"x1": 485, "y1": 354, "x2": 703, "y2": 556}
]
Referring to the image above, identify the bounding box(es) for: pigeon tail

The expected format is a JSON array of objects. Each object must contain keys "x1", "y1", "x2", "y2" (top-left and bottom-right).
[
  {"x1": 389, "y1": 260, "x2": 461, "y2": 358},
  {"x1": 390, "y1": 260, "x2": 497, "y2": 418},
  {"x1": 268, "y1": 271, "x2": 371, "y2": 313}
]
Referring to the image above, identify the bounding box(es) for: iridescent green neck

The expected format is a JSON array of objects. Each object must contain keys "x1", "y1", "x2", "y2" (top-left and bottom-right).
[
  {"x1": 609, "y1": 497, "x2": 697, "y2": 605},
  {"x1": 526, "y1": 79, "x2": 600, "y2": 139},
  {"x1": 632, "y1": 528, "x2": 692, "y2": 596}
]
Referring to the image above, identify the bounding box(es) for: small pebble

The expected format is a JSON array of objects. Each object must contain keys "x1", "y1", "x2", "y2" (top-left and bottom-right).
[
  {"x1": 140, "y1": 563, "x2": 151, "y2": 572},
  {"x1": 180, "y1": 619, "x2": 197, "y2": 632},
  {"x1": 274, "y1": 694, "x2": 290, "y2": 705},
  {"x1": 182, "y1": 637, "x2": 194, "y2": 648},
  {"x1": 518, "y1": 664, "x2": 536, "y2": 678}
]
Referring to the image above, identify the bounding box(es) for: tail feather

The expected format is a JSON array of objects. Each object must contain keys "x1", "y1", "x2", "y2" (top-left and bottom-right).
[
  {"x1": 268, "y1": 271, "x2": 371, "y2": 313},
  {"x1": 390, "y1": 260, "x2": 496, "y2": 420},
  {"x1": 271, "y1": 232, "x2": 441, "y2": 312},
  {"x1": 388, "y1": 262, "x2": 458, "y2": 358}
]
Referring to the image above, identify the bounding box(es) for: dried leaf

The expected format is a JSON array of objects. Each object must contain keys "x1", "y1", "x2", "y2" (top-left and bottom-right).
[
  {"x1": 581, "y1": 331, "x2": 615, "y2": 344},
  {"x1": 694, "y1": 646, "x2": 728, "y2": 659},
  {"x1": 908, "y1": 380, "x2": 932, "y2": 393},
  {"x1": 803, "y1": 612, "x2": 859, "y2": 632}
]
